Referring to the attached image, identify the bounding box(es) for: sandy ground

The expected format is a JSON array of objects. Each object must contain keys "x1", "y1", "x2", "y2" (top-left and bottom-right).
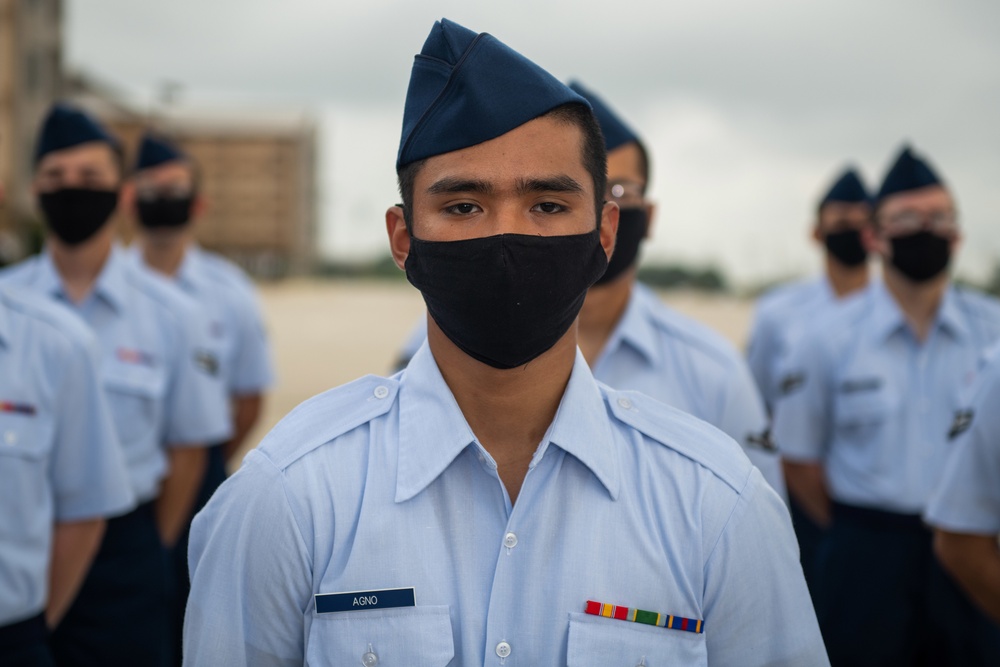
[{"x1": 238, "y1": 279, "x2": 755, "y2": 462}]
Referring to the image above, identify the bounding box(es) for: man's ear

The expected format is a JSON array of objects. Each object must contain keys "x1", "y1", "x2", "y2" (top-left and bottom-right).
[
  {"x1": 644, "y1": 201, "x2": 657, "y2": 240},
  {"x1": 386, "y1": 206, "x2": 411, "y2": 271},
  {"x1": 811, "y1": 220, "x2": 823, "y2": 244},
  {"x1": 600, "y1": 201, "x2": 619, "y2": 262},
  {"x1": 191, "y1": 193, "x2": 208, "y2": 220},
  {"x1": 119, "y1": 180, "x2": 136, "y2": 216}
]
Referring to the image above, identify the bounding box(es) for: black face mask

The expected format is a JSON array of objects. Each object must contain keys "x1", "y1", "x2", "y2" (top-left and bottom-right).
[
  {"x1": 594, "y1": 207, "x2": 648, "y2": 285},
  {"x1": 38, "y1": 188, "x2": 118, "y2": 246},
  {"x1": 889, "y1": 231, "x2": 952, "y2": 282},
  {"x1": 137, "y1": 195, "x2": 195, "y2": 229},
  {"x1": 405, "y1": 228, "x2": 608, "y2": 369},
  {"x1": 823, "y1": 228, "x2": 867, "y2": 267}
]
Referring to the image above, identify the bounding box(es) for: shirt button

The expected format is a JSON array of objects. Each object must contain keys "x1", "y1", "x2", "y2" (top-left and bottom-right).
[
  {"x1": 617, "y1": 396, "x2": 632, "y2": 410},
  {"x1": 361, "y1": 650, "x2": 378, "y2": 667},
  {"x1": 495, "y1": 641, "x2": 511, "y2": 658},
  {"x1": 4, "y1": 431, "x2": 15, "y2": 445},
  {"x1": 373, "y1": 385, "x2": 389, "y2": 399},
  {"x1": 503, "y1": 532, "x2": 518, "y2": 549}
]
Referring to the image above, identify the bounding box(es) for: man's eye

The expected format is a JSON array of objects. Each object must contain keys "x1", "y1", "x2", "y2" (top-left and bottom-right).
[
  {"x1": 532, "y1": 202, "x2": 565, "y2": 214},
  {"x1": 445, "y1": 203, "x2": 480, "y2": 215}
]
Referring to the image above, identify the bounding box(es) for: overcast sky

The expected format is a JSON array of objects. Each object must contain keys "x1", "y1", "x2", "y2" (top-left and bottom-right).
[{"x1": 65, "y1": 0, "x2": 1000, "y2": 287}]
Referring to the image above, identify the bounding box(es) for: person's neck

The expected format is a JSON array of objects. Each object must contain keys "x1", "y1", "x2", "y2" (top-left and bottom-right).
[
  {"x1": 578, "y1": 272, "x2": 634, "y2": 366},
  {"x1": 48, "y1": 232, "x2": 113, "y2": 304},
  {"x1": 139, "y1": 232, "x2": 191, "y2": 278},
  {"x1": 882, "y1": 265, "x2": 948, "y2": 342},
  {"x1": 428, "y1": 318, "x2": 578, "y2": 505},
  {"x1": 825, "y1": 256, "x2": 869, "y2": 298}
]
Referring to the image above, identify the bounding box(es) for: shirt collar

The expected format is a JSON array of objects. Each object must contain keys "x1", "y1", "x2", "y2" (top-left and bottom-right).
[
  {"x1": 597, "y1": 285, "x2": 663, "y2": 368},
  {"x1": 90, "y1": 245, "x2": 129, "y2": 313},
  {"x1": 870, "y1": 280, "x2": 968, "y2": 342},
  {"x1": 395, "y1": 343, "x2": 620, "y2": 502},
  {"x1": 37, "y1": 244, "x2": 128, "y2": 313}
]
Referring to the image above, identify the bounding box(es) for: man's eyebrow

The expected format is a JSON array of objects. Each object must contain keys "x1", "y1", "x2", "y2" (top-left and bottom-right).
[
  {"x1": 516, "y1": 175, "x2": 584, "y2": 195},
  {"x1": 426, "y1": 178, "x2": 494, "y2": 196}
]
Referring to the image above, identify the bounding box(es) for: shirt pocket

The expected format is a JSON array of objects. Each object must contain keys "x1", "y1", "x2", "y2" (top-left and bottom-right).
[
  {"x1": 567, "y1": 612, "x2": 707, "y2": 667},
  {"x1": 305, "y1": 605, "x2": 454, "y2": 667},
  {"x1": 832, "y1": 391, "x2": 897, "y2": 446},
  {"x1": 104, "y1": 367, "x2": 167, "y2": 447},
  {"x1": 0, "y1": 412, "x2": 53, "y2": 463}
]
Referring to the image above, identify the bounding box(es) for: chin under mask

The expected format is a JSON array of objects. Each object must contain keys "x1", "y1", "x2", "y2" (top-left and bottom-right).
[
  {"x1": 824, "y1": 229, "x2": 867, "y2": 267},
  {"x1": 39, "y1": 188, "x2": 118, "y2": 246},
  {"x1": 889, "y1": 231, "x2": 951, "y2": 282},
  {"x1": 405, "y1": 228, "x2": 608, "y2": 369},
  {"x1": 137, "y1": 195, "x2": 195, "y2": 229}
]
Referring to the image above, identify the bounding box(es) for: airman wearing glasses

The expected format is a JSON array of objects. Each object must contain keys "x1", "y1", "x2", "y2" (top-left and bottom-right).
[
  {"x1": 568, "y1": 81, "x2": 786, "y2": 501},
  {"x1": 773, "y1": 145, "x2": 1000, "y2": 666}
]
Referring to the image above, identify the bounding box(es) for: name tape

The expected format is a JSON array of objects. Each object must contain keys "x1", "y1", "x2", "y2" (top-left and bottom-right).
[{"x1": 315, "y1": 587, "x2": 415, "y2": 614}]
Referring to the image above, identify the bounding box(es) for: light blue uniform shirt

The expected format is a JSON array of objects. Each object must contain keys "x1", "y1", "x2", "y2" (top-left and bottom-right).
[
  {"x1": 397, "y1": 285, "x2": 785, "y2": 499},
  {"x1": 0, "y1": 246, "x2": 232, "y2": 503},
  {"x1": 748, "y1": 277, "x2": 843, "y2": 412},
  {"x1": 0, "y1": 287, "x2": 134, "y2": 626},
  {"x1": 593, "y1": 284, "x2": 784, "y2": 500},
  {"x1": 925, "y1": 341, "x2": 1000, "y2": 534},
  {"x1": 128, "y1": 244, "x2": 275, "y2": 397},
  {"x1": 186, "y1": 344, "x2": 826, "y2": 666},
  {"x1": 772, "y1": 281, "x2": 1000, "y2": 514}
]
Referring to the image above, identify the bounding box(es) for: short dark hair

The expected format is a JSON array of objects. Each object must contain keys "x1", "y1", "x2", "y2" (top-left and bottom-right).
[{"x1": 396, "y1": 102, "x2": 607, "y2": 233}]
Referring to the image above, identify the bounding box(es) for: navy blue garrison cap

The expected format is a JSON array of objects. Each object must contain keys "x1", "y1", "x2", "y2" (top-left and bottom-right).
[
  {"x1": 820, "y1": 168, "x2": 869, "y2": 206},
  {"x1": 135, "y1": 132, "x2": 186, "y2": 171},
  {"x1": 396, "y1": 18, "x2": 589, "y2": 169},
  {"x1": 567, "y1": 81, "x2": 640, "y2": 152},
  {"x1": 876, "y1": 145, "x2": 944, "y2": 202},
  {"x1": 34, "y1": 102, "x2": 120, "y2": 165}
]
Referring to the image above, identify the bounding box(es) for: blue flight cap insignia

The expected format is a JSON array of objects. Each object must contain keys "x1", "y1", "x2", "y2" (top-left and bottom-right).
[
  {"x1": 396, "y1": 18, "x2": 590, "y2": 169},
  {"x1": 876, "y1": 144, "x2": 944, "y2": 202},
  {"x1": 820, "y1": 167, "x2": 869, "y2": 206},
  {"x1": 34, "y1": 102, "x2": 120, "y2": 165},
  {"x1": 135, "y1": 131, "x2": 186, "y2": 171},
  {"x1": 567, "y1": 81, "x2": 640, "y2": 152}
]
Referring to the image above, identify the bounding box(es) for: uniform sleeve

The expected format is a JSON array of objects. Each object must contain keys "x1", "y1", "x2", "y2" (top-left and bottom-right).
[
  {"x1": 746, "y1": 305, "x2": 778, "y2": 410},
  {"x1": 703, "y1": 469, "x2": 829, "y2": 666},
  {"x1": 717, "y1": 358, "x2": 787, "y2": 502},
  {"x1": 185, "y1": 449, "x2": 312, "y2": 666},
  {"x1": 51, "y1": 333, "x2": 135, "y2": 522},
  {"x1": 228, "y1": 287, "x2": 275, "y2": 395},
  {"x1": 925, "y1": 369, "x2": 1000, "y2": 534},
  {"x1": 163, "y1": 300, "x2": 233, "y2": 447},
  {"x1": 770, "y1": 331, "x2": 833, "y2": 463}
]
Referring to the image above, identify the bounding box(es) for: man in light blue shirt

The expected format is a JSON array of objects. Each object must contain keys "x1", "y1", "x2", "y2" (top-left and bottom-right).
[
  {"x1": 0, "y1": 103, "x2": 231, "y2": 667},
  {"x1": 747, "y1": 167, "x2": 872, "y2": 591},
  {"x1": 397, "y1": 81, "x2": 785, "y2": 500},
  {"x1": 0, "y1": 186, "x2": 133, "y2": 664},
  {"x1": 747, "y1": 168, "x2": 872, "y2": 413},
  {"x1": 926, "y1": 342, "x2": 1000, "y2": 630},
  {"x1": 773, "y1": 145, "x2": 1000, "y2": 665},
  {"x1": 125, "y1": 130, "x2": 276, "y2": 664},
  {"x1": 186, "y1": 19, "x2": 826, "y2": 667}
]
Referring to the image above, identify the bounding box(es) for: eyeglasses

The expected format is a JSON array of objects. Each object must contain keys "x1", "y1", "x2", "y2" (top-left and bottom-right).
[
  {"x1": 605, "y1": 180, "x2": 646, "y2": 208},
  {"x1": 136, "y1": 185, "x2": 195, "y2": 202},
  {"x1": 880, "y1": 209, "x2": 958, "y2": 236}
]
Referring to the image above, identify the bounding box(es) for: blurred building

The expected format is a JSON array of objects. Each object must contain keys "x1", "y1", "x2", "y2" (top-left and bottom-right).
[
  {"x1": 67, "y1": 73, "x2": 319, "y2": 278},
  {"x1": 0, "y1": 0, "x2": 63, "y2": 262}
]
